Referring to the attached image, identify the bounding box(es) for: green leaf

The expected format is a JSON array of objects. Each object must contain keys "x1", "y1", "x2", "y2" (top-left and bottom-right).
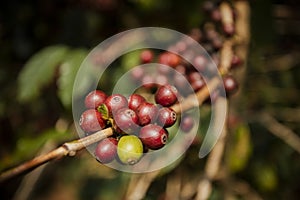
[
  {"x1": 18, "y1": 45, "x2": 69, "y2": 102},
  {"x1": 57, "y1": 49, "x2": 88, "y2": 108},
  {"x1": 226, "y1": 124, "x2": 252, "y2": 173}
]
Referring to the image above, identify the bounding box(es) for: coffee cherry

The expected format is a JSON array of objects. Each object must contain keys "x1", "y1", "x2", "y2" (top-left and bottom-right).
[
  {"x1": 94, "y1": 137, "x2": 118, "y2": 164},
  {"x1": 85, "y1": 90, "x2": 107, "y2": 109},
  {"x1": 231, "y1": 54, "x2": 242, "y2": 69},
  {"x1": 141, "y1": 74, "x2": 156, "y2": 90},
  {"x1": 223, "y1": 75, "x2": 238, "y2": 94},
  {"x1": 128, "y1": 94, "x2": 146, "y2": 111},
  {"x1": 155, "y1": 84, "x2": 178, "y2": 107},
  {"x1": 114, "y1": 108, "x2": 139, "y2": 134},
  {"x1": 136, "y1": 102, "x2": 158, "y2": 126},
  {"x1": 79, "y1": 109, "x2": 106, "y2": 133},
  {"x1": 140, "y1": 50, "x2": 154, "y2": 63},
  {"x1": 158, "y1": 52, "x2": 181, "y2": 67},
  {"x1": 139, "y1": 124, "x2": 168, "y2": 150},
  {"x1": 157, "y1": 107, "x2": 177, "y2": 128},
  {"x1": 117, "y1": 135, "x2": 143, "y2": 165},
  {"x1": 104, "y1": 94, "x2": 128, "y2": 116},
  {"x1": 193, "y1": 55, "x2": 207, "y2": 72},
  {"x1": 180, "y1": 115, "x2": 194, "y2": 133},
  {"x1": 130, "y1": 67, "x2": 145, "y2": 83}
]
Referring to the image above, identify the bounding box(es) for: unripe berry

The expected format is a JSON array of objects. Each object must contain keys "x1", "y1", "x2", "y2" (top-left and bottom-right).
[
  {"x1": 139, "y1": 124, "x2": 168, "y2": 150},
  {"x1": 117, "y1": 135, "x2": 143, "y2": 165},
  {"x1": 79, "y1": 109, "x2": 106, "y2": 133},
  {"x1": 94, "y1": 137, "x2": 118, "y2": 164}
]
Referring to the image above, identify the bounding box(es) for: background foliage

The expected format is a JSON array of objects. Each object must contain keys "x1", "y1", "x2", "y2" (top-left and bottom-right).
[{"x1": 0, "y1": 0, "x2": 300, "y2": 199}]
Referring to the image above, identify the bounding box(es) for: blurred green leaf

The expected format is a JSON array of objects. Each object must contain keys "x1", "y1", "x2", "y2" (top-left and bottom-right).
[
  {"x1": 227, "y1": 124, "x2": 252, "y2": 173},
  {"x1": 253, "y1": 163, "x2": 278, "y2": 192},
  {"x1": 57, "y1": 49, "x2": 88, "y2": 108},
  {"x1": 122, "y1": 50, "x2": 141, "y2": 71},
  {"x1": 17, "y1": 45, "x2": 69, "y2": 102}
]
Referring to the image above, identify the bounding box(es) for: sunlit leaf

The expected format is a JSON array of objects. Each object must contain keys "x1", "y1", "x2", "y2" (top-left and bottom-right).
[{"x1": 18, "y1": 45, "x2": 69, "y2": 102}]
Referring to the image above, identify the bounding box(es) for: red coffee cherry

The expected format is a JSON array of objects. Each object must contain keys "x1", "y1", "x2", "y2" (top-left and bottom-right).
[
  {"x1": 85, "y1": 90, "x2": 107, "y2": 109},
  {"x1": 94, "y1": 137, "x2": 118, "y2": 164},
  {"x1": 140, "y1": 49, "x2": 154, "y2": 63},
  {"x1": 180, "y1": 114, "x2": 194, "y2": 133},
  {"x1": 79, "y1": 109, "x2": 106, "y2": 133},
  {"x1": 136, "y1": 102, "x2": 158, "y2": 126},
  {"x1": 155, "y1": 84, "x2": 178, "y2": 107},
  {"x1": 158, "y1": 52, "x2": 181, "y2": 67},
  {"x1": 114, "y1": 108, "x2": 139, "y2": 134},
  {"x1": 104, "y1": 94, "x2": 128, "y2": 116},
  {"x1": 157, "y1": 107, "x2": 177, "y2": 128},
  {"x1": 223, "y1": 75, "x2": 238, "y2": 94},
  {"x1": 139, "y1": 124, "x2": 168, "y2": 150},
  {"x1": 128, "y1": 94, "x2": 146, "y2": 111}
]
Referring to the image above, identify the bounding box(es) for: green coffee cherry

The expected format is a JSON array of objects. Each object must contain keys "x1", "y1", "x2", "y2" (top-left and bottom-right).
[{"x1": 117, "y1": 135, "x2": 143, "y2": 165}]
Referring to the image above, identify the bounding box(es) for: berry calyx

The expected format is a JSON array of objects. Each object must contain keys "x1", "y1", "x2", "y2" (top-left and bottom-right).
[
  {"x1": 94, "y1": 137, "x2": 118, "y2": 164},
  {"x1": 139, "y1": 124, "x2": 168, "y2": 150},
  {"x1": 157, "y1": 107, "x2": 177, "y2": 128},
  {"x1": 79, "y1": 109, "x2": 106, "y2": 133},
  {"x1": 85, "y1": 90, "x2": 107, "y2": 109},
  {"x1": 117, "y1": 135, "x2": 143, "y2": 165},
  {"x1": 136, "y1": 102, "x2": 158, "y2": 126},
  {"x1": 155, "y1": 84, "x2": 178, "y2": 107},
  {"x1": 114, "y1": 108, "x2": 139, "y2": 134}
]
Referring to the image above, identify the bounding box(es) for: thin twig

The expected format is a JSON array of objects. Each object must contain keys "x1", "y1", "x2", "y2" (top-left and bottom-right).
[
  {"x1": 259, "y1": 112, "x2": 300, "y2": 155},
  {"x1": 0, "y1": 127, "x2": 113, "y2": 183},
  {"x1": 195, "y1": 98, "x2": 228, "y2": 200}
]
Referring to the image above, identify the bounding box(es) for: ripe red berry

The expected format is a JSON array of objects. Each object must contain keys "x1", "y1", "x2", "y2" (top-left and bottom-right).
[
  {"x1": 140, "y1": 50, "x2": 154, "y2": 63},
  {"x1": 128, "y1": 94, "x2": 146, "y2": 111},
  {"x1": 231, "y1": 54, "x2": 242, "y2": 69},
  {"x1": 223, "y1": 75, "x2": 238, "y2": 94},
  {"x1": 158, "y1": 52, "x2": 180, "y2": 67},
  {"x1": 193, "y1": 55, "x2": 207, "y2": 72},
  {"x1": 180, "y1": 115, "x2": 194, "y2": 133},
  {"x1": 139, "y1": 124, "x2": 168, "y2": 150},
  {"x1": 136, "y1": 102, "x2": 158, "y2": 126},
  {"x1": 114, "y1": 108, "x2": 139, "y2": 134},
  {"x1": 85, "y1": 90, "x2": 107, "y2": 109},
  {"x1": 155, "y1": 84, "x2": 178, "y2": 107},
  {"x1": 94, "y1": 137, "x2": 118, "y2": 164},
  {"x1": 79, "y1": 109, "x2": 106, "y2": 133},
  {"x1": 104, "y1": 94, "x2": 128, "y2": 116},
  {"x1": 157, "y1": 107, "x2": 177, "y2": 128}
]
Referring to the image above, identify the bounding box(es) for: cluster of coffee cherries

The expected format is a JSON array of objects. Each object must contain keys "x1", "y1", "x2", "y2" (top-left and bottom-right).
[{"x1": 79, "y1": 84, "x2": 183, "y2": 165}]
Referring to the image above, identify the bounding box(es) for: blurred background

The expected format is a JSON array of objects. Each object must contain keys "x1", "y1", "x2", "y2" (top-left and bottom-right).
[{"x1": 0, "y1": 0, "x2": 300, "y2": 199}]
